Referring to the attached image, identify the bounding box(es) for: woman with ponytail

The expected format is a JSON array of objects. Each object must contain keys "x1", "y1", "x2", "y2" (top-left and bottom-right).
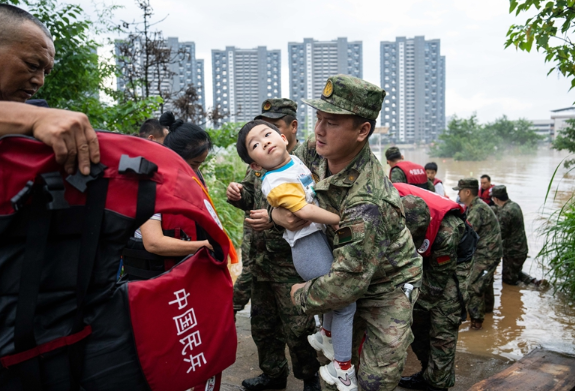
[{"x1": 123, "y1": 112, "x2": 214, "y2": 279}]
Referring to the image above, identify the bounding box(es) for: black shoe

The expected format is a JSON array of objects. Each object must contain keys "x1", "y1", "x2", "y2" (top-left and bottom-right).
[
  {"x1": 303, "y1": 372, "x2": 321, "y2": 391},
  {"x1": 242, "y1": 373, "x2": 287, "y2": 391},
  {"x1": 426, "y1": 385, "x2": 447, "y2": 391},
  {"x1": 398, "y1": 371, "x2": 427, "y2": 390}
]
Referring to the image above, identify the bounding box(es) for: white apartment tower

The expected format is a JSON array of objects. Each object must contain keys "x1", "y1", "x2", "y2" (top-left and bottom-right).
[
  {"x1": 380, "y1": 36, "x2": 445, "y2": 143},
  {"x1": 211, "y1": 46, "x2": 281, "y2": 124}
]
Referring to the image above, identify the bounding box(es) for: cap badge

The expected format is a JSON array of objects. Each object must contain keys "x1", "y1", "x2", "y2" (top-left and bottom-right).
[
  {"x1": 323, "y1": 80, "x2": 334, "y2": 98},
  {"x1": 263, "y1": 101, "x2": 272, "y2": 111}
]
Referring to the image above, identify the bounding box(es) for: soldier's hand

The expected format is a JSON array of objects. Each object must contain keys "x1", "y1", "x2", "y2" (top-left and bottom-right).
[
  {"x1": 227, "y1": 182, "x2": 243, "y2": 201},
  {"x1": 271, "y1": 207, "x2": 311, "y2": 231},
  {"x1": 245, "y1": 209, "x2": 273, "y2": 231},
  {"x1": 290, "y1": 283, "x2": 306, "y2": 305},
  {"x1": 31, "y1": 107, "x2": 100, "y2": 175}
]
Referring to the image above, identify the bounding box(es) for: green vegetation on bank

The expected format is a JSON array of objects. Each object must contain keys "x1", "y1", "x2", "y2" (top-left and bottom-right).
[
  {"x1": 538, "y1": 166, "x2": 575, "y2": 300},
  {"x1": 506, "y1": 0, "x2": 575, "y2": 299},
  {"x1": 430, "y1": 115, "x2": 543, "y2": 161}
]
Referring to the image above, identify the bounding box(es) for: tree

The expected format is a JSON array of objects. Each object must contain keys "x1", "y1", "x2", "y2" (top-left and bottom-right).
[
  {"x1": 506, "y1": 2, "x2": 575, "y2": 160},
  {"x1": 115, "y1": 0, "x2": 190, "y2": 114},
  {"x1": 506, "y1": 0, "x2": 575, "y2": 90},
  {"x1": 2, "y1": 0, "x2": 161, "y2": 133},
  {"x1": 553, "y1": 118, "x2": 575, "y2": 167}
]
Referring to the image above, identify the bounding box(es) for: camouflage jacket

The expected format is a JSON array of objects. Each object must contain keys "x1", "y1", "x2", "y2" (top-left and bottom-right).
[
  {"x1": 467, "y1": 196, "x2": 503, "y2": 262},
  {"x1": 293, "y1": 138, "x2": 422, "y2": 313},
  {"x1": 229, "y1": 168, "x2": 303, "y2": 283},
  {"x1": 492, "y1": 200, "x2": 528, "y2": 258},
  {"x1": 401, "y1": 198, "x2": 465, "y2": 309},
  {"x1": 390, "y1": 167, "x2": 436, "y2": 192}
]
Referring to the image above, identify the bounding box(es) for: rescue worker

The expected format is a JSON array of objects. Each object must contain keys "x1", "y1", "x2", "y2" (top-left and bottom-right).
[
  {"x1": 491, "y1": 185, "x2": 544, "y2": 287},
  {"x1": 123, "y1": 113, "x2": 214, "y2": 279},
  {"x1": 386, "y1": 146, "x2": 435, "y2": 191},
  {"x1": 425, "y1": 162, "x2": 445, "y2": 197},
  {"x1": 454, "y1": 178, "x2": 502, "y2": 330},
  {"x1": 273, "y1": 74, "x2": 423, "y2": 391},
  {"x1": 394, "y1": 184, "x2": 472, "y2": 391},
  {"x1": 227, "y1": 99, "x2": 321, "y2": 391},
  {"x1": 478, "y1": 175, "x2": 494, "y2": 206},
  {"x1": 0, "y1": 4, "x2": 99, "y2": 176}
]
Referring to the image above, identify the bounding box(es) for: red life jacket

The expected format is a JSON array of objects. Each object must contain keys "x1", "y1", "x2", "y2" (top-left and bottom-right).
[
  {"x1": 478, "y1": 184, "x2": 494, "y2": 204},
  {"x1": 391, "y1": 161, "x2": 428, "y2": 187},
  {"x1": 433, "y1": 178, "x2": 442, "y2": 185},
  {"x1": 394, "y1": 183, "x2": 464, "y2": 257},
  {"x1": 0, "y1": 132, "x2": 237, "y2": 390}
]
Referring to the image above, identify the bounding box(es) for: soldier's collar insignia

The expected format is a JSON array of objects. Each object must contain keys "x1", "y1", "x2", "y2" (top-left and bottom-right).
[
  {"x1": 343, "y1": 169, "x2": 360, "y2": 185},
  {"x1": 323, "y1": 80, "x2": 333, "y2": 98},
  {"x1": 263, "y1": 101, "x2": 272, "y2": 111},
  {"x1": 255, "y1": 172, "x2": 262, "y2": 177}
]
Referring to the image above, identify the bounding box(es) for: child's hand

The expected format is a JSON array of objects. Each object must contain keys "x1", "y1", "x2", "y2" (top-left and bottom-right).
[{"x1": 227, "y1": 182, "x2": 243, "y2": 201}]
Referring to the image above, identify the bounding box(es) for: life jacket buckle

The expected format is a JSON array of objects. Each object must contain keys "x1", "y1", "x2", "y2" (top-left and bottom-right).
[{"x1": 118, "y1": 155, "x2": 158, "y2": 178}]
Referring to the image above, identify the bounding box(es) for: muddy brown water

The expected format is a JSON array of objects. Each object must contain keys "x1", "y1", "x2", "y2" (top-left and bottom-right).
[
  {"x1": 229, "y1": 145, "x2": 575, "y2": 361},
  {"x1": 378, "y1": 145, "x2": 575, "y2": 360}
]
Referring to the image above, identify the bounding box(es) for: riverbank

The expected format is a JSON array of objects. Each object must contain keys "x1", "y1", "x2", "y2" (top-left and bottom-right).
[{"x1": 221, "y1": 311, "x2": 514, "y2": 391}]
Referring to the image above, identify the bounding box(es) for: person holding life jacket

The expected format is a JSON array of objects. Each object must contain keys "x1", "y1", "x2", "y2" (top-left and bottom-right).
[
  {"x1": 386, "y1": 146, "x2": 435, "y2": 191},
  {"x1": 122, "y1": 112, "x2": 214, "y2": 280},
  {"x1": 425, "y1": 162, "x2": 445, "y2": 197},
  {"x1": 394, "y1": 184, "x2": 477, "y2": 391},
  {"x1": 478, "y1": 174, "x2": 495, "y2": 206},
  {"x1": 0, "y1": 4, "x2": 100, "y2": 176}
]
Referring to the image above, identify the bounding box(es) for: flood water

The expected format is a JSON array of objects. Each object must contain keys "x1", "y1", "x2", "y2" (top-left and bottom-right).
[
  {"x1": 229, "y1": 145, "x2": 575, "y2": 362},
  {"x1": 376, "y1": 145, "x2": 575, "y2": 360}
]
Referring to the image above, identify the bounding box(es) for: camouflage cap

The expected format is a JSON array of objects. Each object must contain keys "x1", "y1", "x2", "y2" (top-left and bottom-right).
[
  {"x1": 452, "y1": 178, "x2": 479, "y2": 191},
  {"x1": 255, "y1": 98, "x2": 297, "y2": 120},
  {"x1": 491, "y1": 185, "x2": 507, "y2": 199},
  {"x1": 385, "y1": 146, "x2": 402, "y2": 161},
  {"x1": 302, "y1": 74, "x2": 386, "y2": 120}
]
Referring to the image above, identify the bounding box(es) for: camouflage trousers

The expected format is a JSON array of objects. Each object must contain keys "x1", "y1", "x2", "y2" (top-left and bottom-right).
[
  {"x1": 233, "y1": 259, "x2": 253, "y2": 311},
  {"x1": 347, "y1": 287, "x2": 418, "y2": 391},
  {"x1": 466, "y1": 258, "x2": 500, "y2": 322},
  {"x1": 502, "y1": 255, "x2": 533, "y2": 285},
  {"x1": 411, "y1": 296, "x2": 462, "y2": 389},
  {"x1": 251, "y1": 278, "x2": 320, "y2": 380}
]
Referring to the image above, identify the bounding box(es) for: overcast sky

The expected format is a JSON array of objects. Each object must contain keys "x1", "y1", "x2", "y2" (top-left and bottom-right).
[{"x1": 82, "y1": 0, "x2": 574, "y2": 123}]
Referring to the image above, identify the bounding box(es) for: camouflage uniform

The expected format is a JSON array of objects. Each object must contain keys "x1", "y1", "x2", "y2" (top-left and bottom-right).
[
  {"x1": 232, "y1": 216, "x2": 254, "y2": 311},
  {"x1": 293, "y1": 75, "x2": 423, "y2": 391},
  {"x1": 390, "y1": 167, "x2": 436, "y2": 193},
  {"x1": 491, "y1": 186, "x2": 532, "y2": 285},
  {"x1": 230, "y1": 99, "x2": 320, "y2": 382},
  {"x1": 461, "y1": 190, "x2": 502, "y2": 323}
]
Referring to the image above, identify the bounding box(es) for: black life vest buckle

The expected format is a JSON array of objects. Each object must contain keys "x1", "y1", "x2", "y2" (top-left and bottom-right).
[
  {"x1": 40, "y1": 172, "x2": 70, "y2": 210},
  {"x1": 118, "y1": 155, "x2": 158, "y2": 178}
]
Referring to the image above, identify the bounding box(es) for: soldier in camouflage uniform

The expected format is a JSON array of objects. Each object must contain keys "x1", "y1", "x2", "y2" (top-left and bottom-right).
[
  {"x1": 491, "y1": 185, "x2": 542, "y2": 286},
  {"x1": 385, "y1": 147, "x2": 436, "y2": 192},
  {"x1": 454, "y1": 178, "x2": 502, "y2": 330},
  {"x1": 396, "y1": 191, "x2": 469, "y2": 391},
  {"x1": 232, "y1": 213, "x2": 255, "y2": 313},
  {"x1": 272, "y1": 75, "x2": 423, "y2": 391},
  {"x1": 227, "y1": 99, "x2": 321, "y2": 391}
]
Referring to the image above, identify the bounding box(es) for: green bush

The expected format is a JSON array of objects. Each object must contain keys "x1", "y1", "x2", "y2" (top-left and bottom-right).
[
  {"x1": 203, "y1": 123, "x2": 247, "y2": 248},
  {"x1": 538, "y1": 163, "x2": 575, "y2": 300}
]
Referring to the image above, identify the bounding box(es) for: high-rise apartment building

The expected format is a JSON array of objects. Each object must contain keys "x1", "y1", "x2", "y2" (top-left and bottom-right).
[
  {"x1": 115, "y1": 37, "x2": 205, "y2": 112},
  {"x1": 380, "y1": 36, "x2": 445, "y2": 143},
  {"x1": 288, "y1": 38, "x2": 362, "y2": 132},
  {"x1": 211, "y1": 46, "x2": 281, "y2": 123}
]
